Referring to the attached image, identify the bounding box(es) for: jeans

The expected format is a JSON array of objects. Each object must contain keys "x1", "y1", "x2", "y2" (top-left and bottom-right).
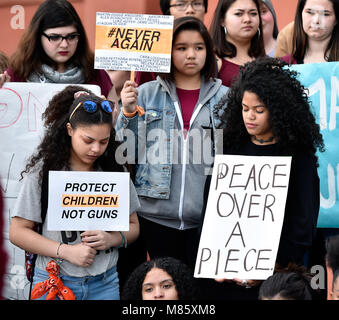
[{"x1": 32, "y1": 265, "x2": 120, "y2": 300}]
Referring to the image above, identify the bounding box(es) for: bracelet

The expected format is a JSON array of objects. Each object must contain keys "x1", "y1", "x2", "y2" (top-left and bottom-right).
[
  {"x1": 56, "y1": 242, "x2": 64, "y2": 264},
  {"x1": 122, "y1": 105, "x2": 145, "y2": 118},
  {"x1": 117, "y1": 231, "x2": 127, "y2": 249}
]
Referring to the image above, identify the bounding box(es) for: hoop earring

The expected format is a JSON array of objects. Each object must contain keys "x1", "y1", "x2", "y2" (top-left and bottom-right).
[
  {"x1": 257, "y1": 28, "x2": 261, "y2": 37},
  {"x1": 224, "y1": 26, "x2": 227, "y2": 35}
]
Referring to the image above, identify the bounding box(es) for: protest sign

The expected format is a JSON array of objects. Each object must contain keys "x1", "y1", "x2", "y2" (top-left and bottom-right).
[
  {"x1": 47, "y1": 171, "x2": 130, "y2": 231},
  {"x1": 290, "y1": 62, "x2": 339, "y2": 227},
  {"x1": 94, "y1": 12, "x2": 173, "y2": 72},
  {"x1": 0, "y1": 82, "x2": 100, "y2": 299},
  {"x1": 194, "y1": 155, "x2": 291, "y2": 280}
]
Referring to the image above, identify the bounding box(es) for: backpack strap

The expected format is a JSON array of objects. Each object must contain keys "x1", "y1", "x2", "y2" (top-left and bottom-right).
[{"x1": 40, "y1": 169, "x2": 49, "y2": 224}]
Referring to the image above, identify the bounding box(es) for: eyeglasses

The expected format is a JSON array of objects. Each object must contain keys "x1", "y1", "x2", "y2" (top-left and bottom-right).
[
  {"x1": 169, "y1": 1, "x2": 204, "y2": 11},
  {"x1": 42, "y1": 32, "x2": 80, "y2": 44},
  {"x1": 69, "y1": 100, "x2": 114, "y2": 121}
]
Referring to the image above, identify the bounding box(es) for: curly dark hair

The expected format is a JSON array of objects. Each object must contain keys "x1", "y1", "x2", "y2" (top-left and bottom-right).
[
  {"x1": 21, "y1": 85, "x2": 123, "y2": 182},
  {"x1": 217, "y1": 57, "x2": 324, "y2": 161},
  {"x1": 121, "y1": 256, "x2": 199, "y2": 300},
  {"x1": 258, "y1": 263, "x2": 314, "y2": 300}
]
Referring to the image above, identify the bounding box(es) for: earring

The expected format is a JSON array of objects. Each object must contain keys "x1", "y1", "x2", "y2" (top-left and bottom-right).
[
  {"x1": 257, "y1": 28, "x2": 261, "y2": 37},
  {"x1": 224, "y1": 26, "x2": 227, "y2": 35}
]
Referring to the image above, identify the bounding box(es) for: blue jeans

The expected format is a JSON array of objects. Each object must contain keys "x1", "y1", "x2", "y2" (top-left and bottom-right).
[{"x1": 32, "y1": 265, "x2": 120, "y2": 300}]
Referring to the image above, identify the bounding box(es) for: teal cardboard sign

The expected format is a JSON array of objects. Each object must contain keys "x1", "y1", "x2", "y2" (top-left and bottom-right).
[{"x1": 290, "y1": 62, "x2": 339, "y2": 227}]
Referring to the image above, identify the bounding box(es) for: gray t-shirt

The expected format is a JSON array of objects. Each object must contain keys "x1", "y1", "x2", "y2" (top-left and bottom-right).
[{"x1": 11, "y1": 167, "x2": 140, "y2": 277}]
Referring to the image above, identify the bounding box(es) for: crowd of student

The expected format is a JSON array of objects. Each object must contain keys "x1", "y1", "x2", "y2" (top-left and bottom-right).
[{"x1": 0, "y1": 0, "x2": 338, "y2": 301}]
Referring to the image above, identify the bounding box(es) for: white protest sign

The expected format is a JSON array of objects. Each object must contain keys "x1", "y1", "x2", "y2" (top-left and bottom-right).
[
  {"x1": 194, "y1": 155, "x2": 291, "y2": 280},
  {"x1": 0, "y1": 82, "x2": 101, "y2": 300},
  {"x1": 47, "y1": 171, "x2": 130, "y2": 231},
  {"x1": 94, "y1": 12, "x2": 173, "y2": 72}
]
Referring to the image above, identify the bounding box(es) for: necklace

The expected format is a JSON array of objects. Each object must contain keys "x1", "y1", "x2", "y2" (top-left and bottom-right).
[{"x1": 253, "y1": 136, "x2": 274, "y2": 144}]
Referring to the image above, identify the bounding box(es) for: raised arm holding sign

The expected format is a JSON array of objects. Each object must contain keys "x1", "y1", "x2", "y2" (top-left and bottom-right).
[{"x1": 116, "y1": 16, "x2": 228, "y2": 270}]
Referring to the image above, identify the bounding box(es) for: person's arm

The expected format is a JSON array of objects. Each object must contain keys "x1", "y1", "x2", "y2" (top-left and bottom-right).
[
  {"x1": 276, "y1": 153, "x2": 320, "y2": 267},
  {"x1": 9, "y1": 217, "x2": 97, "y2": 267}
]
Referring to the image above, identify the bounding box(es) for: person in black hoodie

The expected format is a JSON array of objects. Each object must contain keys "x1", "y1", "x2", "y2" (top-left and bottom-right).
[{"x1": 199, "y1": 57, "x2": 324, "y2": 300}]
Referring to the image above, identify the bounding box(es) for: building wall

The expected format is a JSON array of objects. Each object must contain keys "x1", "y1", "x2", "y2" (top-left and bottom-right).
[{"x1": 0, "y1": 0, "x2": 297, "y2": 57}]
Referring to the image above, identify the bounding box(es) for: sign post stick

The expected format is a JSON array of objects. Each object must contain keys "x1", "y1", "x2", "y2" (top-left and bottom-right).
[{"x1": 130, "y1": 70, "x2": 135, "y2": 83}]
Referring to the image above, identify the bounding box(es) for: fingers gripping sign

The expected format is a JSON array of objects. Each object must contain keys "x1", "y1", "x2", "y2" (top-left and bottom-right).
[
  {"x1": 121, "y1": 80, "x2": 138, "y2": 114},
  {"x1": 81, "y1": 230, "x2": 120, "y2": 251}
]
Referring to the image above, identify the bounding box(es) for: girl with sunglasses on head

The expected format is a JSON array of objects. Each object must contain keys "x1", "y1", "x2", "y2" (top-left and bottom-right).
[
  {"x1": 210, "y1": 0, "x2": 266, "y2": 88},
  {"x1": 117, "y1": 16, "x2": 228, "y2": 271},
  {"x1": 0, "y1": 0, "x2": 118, "y2": 104},
  {"x1": 9, "y1": 85, "x2": 140, "y2": 300}
]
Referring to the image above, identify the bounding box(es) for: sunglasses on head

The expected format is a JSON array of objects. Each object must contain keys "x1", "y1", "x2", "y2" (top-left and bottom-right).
[{"x1": 69, "y1": 100, "x2": 114, "y2": 121}]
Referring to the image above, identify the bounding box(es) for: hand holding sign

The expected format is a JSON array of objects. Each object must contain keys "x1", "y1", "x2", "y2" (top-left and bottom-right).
[
  {"x1": 0, "y1": 71, "x2": 10, "y2": 88},
  {"x1": 194, "y1": 155, "x2": 291, "y2": 281},
  {"x1": 60, "y1": 242, "x2": 97, "y2": 268},
  {"x1": 81, "y1": 230, "x2": 122, "y2": 251},
  {"x1": 121, "y1": 80, "x2": 138, "y2": 114}
]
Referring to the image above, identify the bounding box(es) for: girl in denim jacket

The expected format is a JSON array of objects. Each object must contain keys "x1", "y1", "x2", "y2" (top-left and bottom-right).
[{"x1": 117, "y1": 16, "x2": 228, "y2": 269}]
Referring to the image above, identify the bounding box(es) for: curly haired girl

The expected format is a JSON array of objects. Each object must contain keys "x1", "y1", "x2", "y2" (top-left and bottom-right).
[
  {"x1": 203, "y1": 57, "x2": 324, "y2": 300},
  {"x1": 122, "y1": 256, "x2": 199, "y2": 300},
  {"x1": 9, "y1": 85, "x2": 139, "y2": 300}
]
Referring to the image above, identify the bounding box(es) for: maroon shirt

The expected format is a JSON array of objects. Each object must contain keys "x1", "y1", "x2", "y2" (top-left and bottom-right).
[
  {"x1": 218, "y1": 58, "x2": 240, "y2": 88},
  {"x1": 176, "y1": 87, "x2": 200, "y2": 132},
  {"x1": 281, "y1": 54, "x2": 298, "y2": 64},
  {"x1": 135, "y1": 71, "x2": 157, "y2": 86}
]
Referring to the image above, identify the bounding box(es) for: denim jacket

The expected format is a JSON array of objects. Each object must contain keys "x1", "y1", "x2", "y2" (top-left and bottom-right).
[{"x1": 116, "y1": 76, "x2": 228, "y2": 203}]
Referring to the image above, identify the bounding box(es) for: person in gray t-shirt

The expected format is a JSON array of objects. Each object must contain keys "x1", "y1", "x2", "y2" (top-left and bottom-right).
[{"x1": 10, "y1": 85, "x2": 140, "y2": 300}]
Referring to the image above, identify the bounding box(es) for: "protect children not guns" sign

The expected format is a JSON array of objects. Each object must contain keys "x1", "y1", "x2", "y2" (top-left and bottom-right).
[
  {"x1": 194, "y1": 155, "x2": 291, "y2": 280},
  {"x1": 94, "y1": 12, "x2": 173, "y2": 73},
  {"x1": 47, "y1": 171, "x2": 130, "y2": 231}
]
